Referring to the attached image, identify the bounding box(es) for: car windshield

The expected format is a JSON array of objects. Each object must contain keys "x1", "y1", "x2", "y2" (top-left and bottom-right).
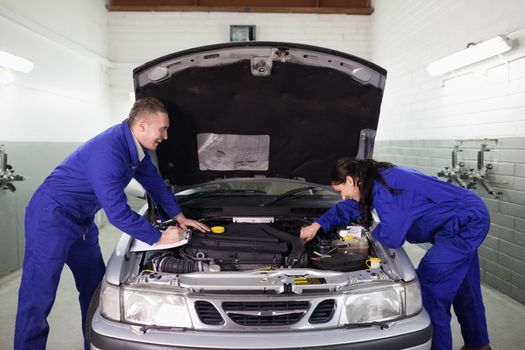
[{"x1": 176, "y1": 179, "x2": 338, "y2": 200}]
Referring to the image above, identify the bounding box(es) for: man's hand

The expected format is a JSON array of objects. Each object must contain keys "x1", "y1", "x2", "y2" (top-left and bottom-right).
[
  {"x1": 300, "y1": 222, "x2": 321, "y2": 243},
  {"x1": 158, "y1": 226, "x2": 184, "y2": 245},
  {"x1": 176, "y1": 214, "x2": 210, "y2": 232}
]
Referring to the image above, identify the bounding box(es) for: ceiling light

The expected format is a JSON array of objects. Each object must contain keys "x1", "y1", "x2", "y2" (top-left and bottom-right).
[
  {"x1": 427, "y1": 35, "x2": 512, "y2": 76},
  {"x1": 0, "y1": 50, "x2": 34, "y2": 73}
]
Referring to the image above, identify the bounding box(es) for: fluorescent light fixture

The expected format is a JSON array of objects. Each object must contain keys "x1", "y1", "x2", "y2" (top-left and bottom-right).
[
  {"x1": 427, "y1": 35, "x2": 512, "y2": 76},
  {"x1": 0, "y1": 50, "x2": 34, "y2": 73}
]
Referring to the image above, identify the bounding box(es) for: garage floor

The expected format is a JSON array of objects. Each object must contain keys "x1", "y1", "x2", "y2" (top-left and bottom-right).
[{"x1": 1, "y1": 225, "x2": 525, "y2": 349}]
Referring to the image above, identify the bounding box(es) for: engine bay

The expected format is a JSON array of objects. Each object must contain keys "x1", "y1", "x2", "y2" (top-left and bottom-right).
[{"x1": 138, "y1": 218, "x2": 381, "y2": 275}]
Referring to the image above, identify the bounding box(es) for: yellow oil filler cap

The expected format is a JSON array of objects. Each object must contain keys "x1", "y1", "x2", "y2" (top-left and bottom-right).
[{"x1": 210, "y1": 226, "x2": 225, "y2": 234}]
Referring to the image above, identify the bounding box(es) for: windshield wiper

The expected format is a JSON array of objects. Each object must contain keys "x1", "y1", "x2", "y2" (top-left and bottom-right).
[
  {"x1": 178, "y1": 189, "x2": 267, "y2": 204},
  {"x1": 260, "y1": 186, "x2": 323, "y2": 207}
]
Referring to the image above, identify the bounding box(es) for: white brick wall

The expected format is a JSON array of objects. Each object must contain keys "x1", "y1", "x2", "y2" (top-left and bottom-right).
[
  {"x1": 0, "y1": 0, "x2": 111, "y2": 142},
  {"x1": 108, "y1": 11, "x2": 372, "y2": 121},
  {"x1": 371, "y1": 0, "x2": 525, "y2": 306},
  {"x1": 0, "y1": 0, "x2": 108, "y2": 57},
  {"x1": 371, "y1": 0, "x2": 525, "y2": 140}
]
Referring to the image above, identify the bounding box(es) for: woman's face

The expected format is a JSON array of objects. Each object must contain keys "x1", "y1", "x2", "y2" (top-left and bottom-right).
[{"x1": 332, "y1": 176, "x2": 361, "y2": 202}]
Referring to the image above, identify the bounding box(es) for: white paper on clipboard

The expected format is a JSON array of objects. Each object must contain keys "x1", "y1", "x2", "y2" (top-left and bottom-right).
[
  {"x1": 130, "y1": 238, "x2": 189, "y2": 252},
  {"x1": 130, "y1": 229, "x2": 192, "y2": 252}
]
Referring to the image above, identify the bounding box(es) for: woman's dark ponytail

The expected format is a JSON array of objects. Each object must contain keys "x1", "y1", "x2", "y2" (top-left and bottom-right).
[{"x1": 330, "y1": 158, "x2": 395, "y2": 228}]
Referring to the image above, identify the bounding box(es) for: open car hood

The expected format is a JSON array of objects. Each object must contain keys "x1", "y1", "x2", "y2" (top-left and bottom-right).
[{"x1": 133, "y1": 42, "x2": 386, "y2": 186}]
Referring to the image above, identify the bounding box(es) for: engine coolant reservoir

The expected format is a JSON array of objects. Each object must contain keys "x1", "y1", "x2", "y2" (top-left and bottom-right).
[{"x1": 337, "y1": 225, "x2": 363, "y2": 239}]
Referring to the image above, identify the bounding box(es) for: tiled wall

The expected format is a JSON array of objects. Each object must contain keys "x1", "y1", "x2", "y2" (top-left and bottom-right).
[
  {"x1": 371, "y1": 0, "x2": 525, "y2": 141},
  {"x1": 0, "y1": 0, "x2": 111, "y2": 278},
  {"x1": 0, "y1": 142, "x2": 81, "y2": 277},
  {"x1": 374, "y1": 137, "x2": 525, "y2": 304},
  {"x1": 0, "y1": 0, "x2": 112, "y2": 142}
]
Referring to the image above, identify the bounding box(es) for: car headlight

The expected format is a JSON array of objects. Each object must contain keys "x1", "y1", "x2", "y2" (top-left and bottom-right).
[
  {"x1": 405, "y1": 279, "x2": 423, "y2": 316},
  {"x1": 122, "y1": 286, "x2": 193, "y2": 328},
  {"x1": 100, "y1": 279, "x2": 121, "y2": 321},
  {"x1": 339, "y1": 283, "x2": 403, "y2": 325}
]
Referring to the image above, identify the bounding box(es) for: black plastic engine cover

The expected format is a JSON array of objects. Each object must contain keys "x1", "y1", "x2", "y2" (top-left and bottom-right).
[{"x1": 183, "y1": 223, "x2": 304, "y2": 269}]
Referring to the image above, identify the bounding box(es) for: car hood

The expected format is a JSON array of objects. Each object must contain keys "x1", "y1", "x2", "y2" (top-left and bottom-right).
[{"x1": 133, "y1": 42, "x2": 386, "y2": 186}]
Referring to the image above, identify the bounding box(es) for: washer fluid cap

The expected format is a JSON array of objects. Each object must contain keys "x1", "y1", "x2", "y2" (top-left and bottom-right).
[{"x1": 211, "y1": 226, "x2": 225, "y2": 234}]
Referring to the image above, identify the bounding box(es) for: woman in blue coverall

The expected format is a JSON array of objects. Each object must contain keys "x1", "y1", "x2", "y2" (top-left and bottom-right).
[{"x1": 300, "y1": 157, "x2": 491, "y2": 350}]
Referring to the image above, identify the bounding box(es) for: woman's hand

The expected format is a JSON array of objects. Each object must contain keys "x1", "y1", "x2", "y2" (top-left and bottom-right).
[
  {"x1": 158, "y1": 226, "x2": 184, "y2": 245},
  {"x1": 300, "y1": 222, "x2": 321, "y2": 243},
  {"x1": 175, "y1": 214, "x2": 210, "y2": 232}
]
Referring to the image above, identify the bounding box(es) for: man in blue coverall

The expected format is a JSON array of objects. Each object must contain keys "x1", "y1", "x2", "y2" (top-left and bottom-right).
[{"x1": 14, "y1": 97, "x2": 209, "y2": 350}]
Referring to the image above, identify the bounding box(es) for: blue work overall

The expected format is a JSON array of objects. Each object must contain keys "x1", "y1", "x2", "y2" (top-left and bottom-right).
[
  {"x1": 316, "y1": 166, "x2": 490, "y2": 350},
  {"x1": 15, "y1": 120, "x2": 181, "y2": 350}
]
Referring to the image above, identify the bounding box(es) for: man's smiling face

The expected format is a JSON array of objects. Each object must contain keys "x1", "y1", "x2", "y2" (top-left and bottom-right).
[{"x1": 134, "y1": 112, "x2": 169, "y2": 151}]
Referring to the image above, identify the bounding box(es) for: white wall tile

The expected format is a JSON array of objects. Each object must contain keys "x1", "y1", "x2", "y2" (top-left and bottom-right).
[
  {"x1": 0, "y1": 0, "x2": 111, "y2": 142},
  {"x1": 371, "y1": 0, "x2": 525, "y2": 140}
]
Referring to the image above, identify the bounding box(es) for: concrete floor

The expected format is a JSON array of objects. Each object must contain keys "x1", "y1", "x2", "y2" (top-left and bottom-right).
[{"x1": 1, "y1": 225, "x2": 525, "y2": 349}]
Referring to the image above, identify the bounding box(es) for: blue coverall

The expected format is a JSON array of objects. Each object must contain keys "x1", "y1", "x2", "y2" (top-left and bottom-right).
[
  {"x1": 315, "y1": 166, "x2": 490, "y2": 350},
  {"x1": 14, "y1": 120, "x2": 182, "y2": 350}
]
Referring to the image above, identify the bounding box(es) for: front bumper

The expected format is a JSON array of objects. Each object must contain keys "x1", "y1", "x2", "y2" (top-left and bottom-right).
[{"x1": 90, "y1": 308, "x2": 432, "y2": 350}]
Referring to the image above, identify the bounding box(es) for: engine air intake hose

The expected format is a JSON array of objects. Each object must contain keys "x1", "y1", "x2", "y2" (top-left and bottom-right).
[{"x1": 157, "y1": 257, "x2": 199, "y2": 273}]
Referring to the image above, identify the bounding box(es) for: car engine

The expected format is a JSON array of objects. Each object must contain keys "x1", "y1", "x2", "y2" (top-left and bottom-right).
[{"x1": 141, "y1": 219, "x2": 376, "y2": 274}]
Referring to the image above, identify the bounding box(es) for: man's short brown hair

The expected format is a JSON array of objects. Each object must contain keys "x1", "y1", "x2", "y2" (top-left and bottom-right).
[{"x1": 128, "y1": 97, "x2": 167, "y2": 127}]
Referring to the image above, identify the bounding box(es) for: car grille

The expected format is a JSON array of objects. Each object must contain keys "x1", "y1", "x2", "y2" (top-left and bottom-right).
[
  {"x1": 222, "y1": 301, "x2": 309, "y2": 326},
  {"x1": 195, "y1": 301, "x2": 224, "y2": 325},
  {"x1": 309, "y1": 299, "x2": 336, "y2": 324}
]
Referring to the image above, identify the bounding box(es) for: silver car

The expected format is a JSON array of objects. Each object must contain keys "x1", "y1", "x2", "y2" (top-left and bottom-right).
[{"x1": 87, "y1": 42, "x2": 432, "y2": 350}]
